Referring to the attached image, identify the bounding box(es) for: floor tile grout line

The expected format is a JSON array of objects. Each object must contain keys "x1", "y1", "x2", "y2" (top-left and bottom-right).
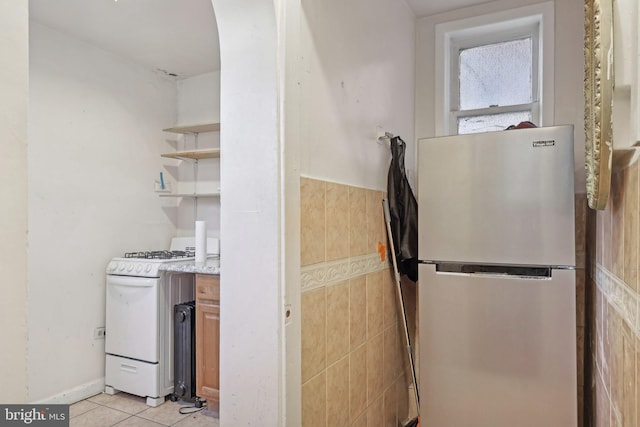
[
  {"x1": 73, "y1": 395, "x2": 214, "y2": 427},
  {"x1": 109, "y1": 413, "x2": 134, "y2": 427},
  {"x1": 72, "y1": 400, "x2": 145, "y2": 426}
]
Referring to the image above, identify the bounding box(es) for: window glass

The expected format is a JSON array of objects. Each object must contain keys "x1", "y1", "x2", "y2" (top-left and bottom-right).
[
  {"x1": 457, "y1": 111, "x2": 532, "y2": 134},
  {"x1": 435, "y1": 2, "x2": 553, "y2": 135},
  {"x1": 459, "y1": 38, "x2": 533, "y2": 110}
]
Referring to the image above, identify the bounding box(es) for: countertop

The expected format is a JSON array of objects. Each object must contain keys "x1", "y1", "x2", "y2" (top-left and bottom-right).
[{"x1": 159, "y1": 258, "x2": 220, "y2": 275}]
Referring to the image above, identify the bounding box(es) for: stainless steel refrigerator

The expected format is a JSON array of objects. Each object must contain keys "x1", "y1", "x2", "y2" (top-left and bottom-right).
[{"x1": 417, "y1": 125, "x2": 577, "y2": 427}]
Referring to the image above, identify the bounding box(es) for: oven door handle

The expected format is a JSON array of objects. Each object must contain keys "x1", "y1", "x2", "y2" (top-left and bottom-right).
[{"x1": 107, "y1": 276, "x2": 157, "y2": 288}]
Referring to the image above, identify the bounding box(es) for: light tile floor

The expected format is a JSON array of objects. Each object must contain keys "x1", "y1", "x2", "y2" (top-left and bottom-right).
[{"x1": 70, "y1": 392, "x2": 219, "y2": 427}]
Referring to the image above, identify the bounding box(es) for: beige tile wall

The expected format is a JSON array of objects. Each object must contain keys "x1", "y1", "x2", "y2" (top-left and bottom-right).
[
  {"x1": 300, "y1": 178, "x2": 587, "y2": 426},
  {"x1": 586, "y1": 160, "x2": 640, "y2": 427},
  {"x1": 576, "y1": 194, "x2": 587, "y2": 427},
  {"x1": 300, "y1": 177, "x2": 411, "y2": 427}
]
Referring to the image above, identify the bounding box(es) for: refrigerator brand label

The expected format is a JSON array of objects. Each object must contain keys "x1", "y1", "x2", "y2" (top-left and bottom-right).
[{"x1": 532, "y1": 140, "x2": 555, "y2": 147}]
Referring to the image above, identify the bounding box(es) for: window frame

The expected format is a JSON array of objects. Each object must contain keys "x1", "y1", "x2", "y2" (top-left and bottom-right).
[
  {"x1": 434, "y1": 2, "x2": 554, "y2": 136},
  {"x1": 452, "y1": 29, "x2": 539, "y2": 134}
]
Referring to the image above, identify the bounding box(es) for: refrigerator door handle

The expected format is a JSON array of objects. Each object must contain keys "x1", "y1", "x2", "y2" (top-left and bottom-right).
[{"x1": 435, "y1": 263, "x2": 552, "y2": 279}]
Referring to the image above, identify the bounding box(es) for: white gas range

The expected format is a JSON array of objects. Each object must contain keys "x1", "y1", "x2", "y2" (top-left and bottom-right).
[
  {"x1": 106, "y1": 237, "x2": 220, "y2": 278},
  {"x1": 104, "y1": 237, "x2": 219, "y2": 406}
]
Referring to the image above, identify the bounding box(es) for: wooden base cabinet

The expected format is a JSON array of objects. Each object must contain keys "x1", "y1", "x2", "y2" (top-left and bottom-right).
[{"x1": 195, "y1": 274, "x2": 220, "y2": 411}]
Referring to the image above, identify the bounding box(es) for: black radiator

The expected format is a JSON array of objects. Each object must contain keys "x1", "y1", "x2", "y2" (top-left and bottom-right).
[{"x1": 172, "y1": 301, "x2": 196, "y2": 401}]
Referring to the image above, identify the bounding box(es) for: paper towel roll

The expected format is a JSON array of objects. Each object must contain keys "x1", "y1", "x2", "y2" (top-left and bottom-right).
[{"x1": 195, "y1": 221, "x2": 207, "y2": 266}]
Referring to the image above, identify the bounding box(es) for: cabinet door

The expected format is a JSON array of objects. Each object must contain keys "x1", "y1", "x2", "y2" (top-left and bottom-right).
[{"x1": 195, "y1": 274, "x2": 220, "y2": 410}]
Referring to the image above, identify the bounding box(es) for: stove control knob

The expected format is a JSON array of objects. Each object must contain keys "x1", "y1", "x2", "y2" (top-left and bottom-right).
[
  {"x1": 136, "y1": 264, "x2": 143, "y2": 273},
  {"x1": 107, "y1": 261, "x2": 117, "y2": 272},
  {"x1": 126, "y1": 264, "x2": 133, "y2": 272},
  {"x1": 118, "y1": 263, "x2": 125, "y2": 271},
  {"x1": 145, "y1": 265, "x2": 152, "y2": 273}
]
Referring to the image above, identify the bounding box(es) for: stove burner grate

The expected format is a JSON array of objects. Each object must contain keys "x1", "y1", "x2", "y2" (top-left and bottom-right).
[{"x1": 124, "y1": 250, "x2": 195, "y2": 259}]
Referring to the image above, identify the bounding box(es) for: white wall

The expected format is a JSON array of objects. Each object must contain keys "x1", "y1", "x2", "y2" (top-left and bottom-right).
[
  {"x1": 0, "y1": 0, "x2": 28, "y2": 404},
  {"x1": 612, "y1": 0, "x2": 639, "y2": 148},
  {"x1": 280, "y1": 0, "x2": 416, "y2": 424},
  {"x1": 279, "y1": 0, "x2": 304, "y2": 424},
  {"x1": 211, "y1": 0, "x2": 283, "y2": 424},
  {"x1": 178, "y1": 71, "x2": 221, "y2": 125},
  {"x1": 415, "y1": 0, "x2": 585, "y2": 193},
  {"x1": 175, "y1": 71, "x2": 221, "y2": 239},
  {"x1": 298, "y1": 0, "x2": 416, "y2": 189},
  {"x1": 28, "y1": 22, "x2": 178, "y2": 403}
]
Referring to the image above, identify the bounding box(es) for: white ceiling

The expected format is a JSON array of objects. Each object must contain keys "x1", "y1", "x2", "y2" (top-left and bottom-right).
[
  {"x1": 29, "y1": 0, "x2": 492, "y2": 80},
  {"x1": 405, "y1": 0, "x2": 494, "y2": 17},
  {"x1": 29, "y1": 0, "x2": 220, "y2": 79}
]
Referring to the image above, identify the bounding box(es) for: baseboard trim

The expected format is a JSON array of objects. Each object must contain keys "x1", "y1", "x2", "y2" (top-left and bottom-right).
[{"x1": 31, "y1": 378, "x2": 105, "y2": 405}]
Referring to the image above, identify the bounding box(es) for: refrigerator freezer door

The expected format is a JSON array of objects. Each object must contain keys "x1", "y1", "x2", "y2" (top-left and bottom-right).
[
  {"x1": 418, "y1": 263, "x2": 577, "y2": 427},
  {"x1": 418, "y1": 125, "x2": 575, "y2": 267}
]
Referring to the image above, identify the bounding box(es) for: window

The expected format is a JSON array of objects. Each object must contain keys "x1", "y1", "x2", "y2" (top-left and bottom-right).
[
  {"x1": 456, "y1": 36, "x2": 536, "y2": 134},
  {"x1": 435, "y1": 2, "x2": 554, "y2": 135}
]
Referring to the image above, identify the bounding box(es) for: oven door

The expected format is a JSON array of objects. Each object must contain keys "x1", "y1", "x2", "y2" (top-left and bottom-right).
[{"x1": 105, "y1": 275, "x2": 159, "y2": 363}]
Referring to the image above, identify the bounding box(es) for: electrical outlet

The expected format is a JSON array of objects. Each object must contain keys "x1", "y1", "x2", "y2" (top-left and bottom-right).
[{"x1": 94, "y1": 327, "x2": 106, "y2": 340}]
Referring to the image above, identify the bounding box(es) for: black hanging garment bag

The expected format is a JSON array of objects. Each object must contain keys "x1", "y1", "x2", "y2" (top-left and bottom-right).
[{"x1": 387, "y1": 136, "x2": 418, "y2": 282}]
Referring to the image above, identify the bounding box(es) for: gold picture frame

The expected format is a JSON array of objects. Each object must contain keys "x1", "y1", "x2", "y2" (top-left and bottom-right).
[{"x1": 584, "y1": 0, "x2": 614, "y2": 210}]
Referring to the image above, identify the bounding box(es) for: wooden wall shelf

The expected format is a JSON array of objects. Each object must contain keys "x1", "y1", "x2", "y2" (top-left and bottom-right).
[
  {"x1": 162, "y1": 123, "x2": 220, "y2": 134},
  {"x1": 161, "y1": 149, "x2": 220, "y2": 161},
  {"x1": 159, "y1": 193, "x2": 220, "y2": 198}
]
